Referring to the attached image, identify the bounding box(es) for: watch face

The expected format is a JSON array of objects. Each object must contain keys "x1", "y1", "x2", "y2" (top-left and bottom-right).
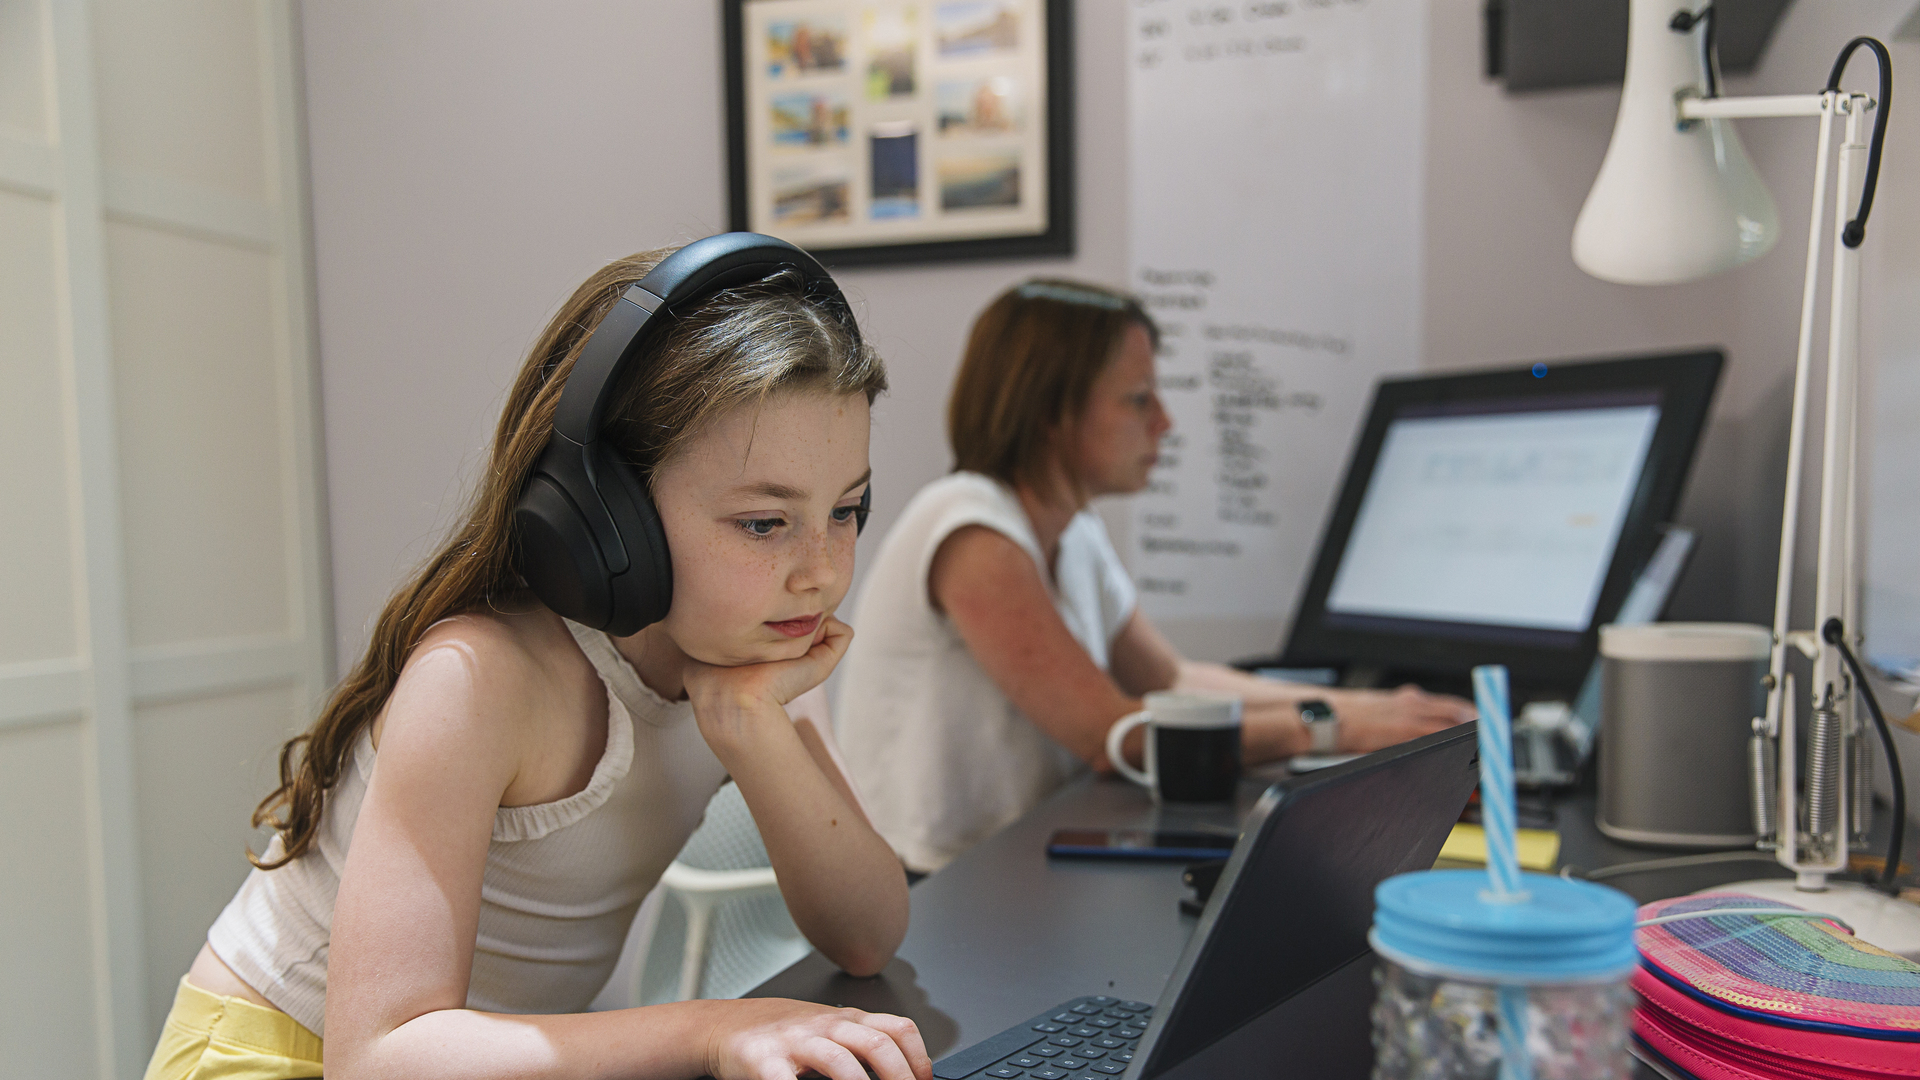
[{"x1": 1298, "y1": 699, "x2": 1334, "y2": 723}]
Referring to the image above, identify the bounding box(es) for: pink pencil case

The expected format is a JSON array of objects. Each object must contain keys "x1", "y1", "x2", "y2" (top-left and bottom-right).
[{"x1": 1631, "y1": 893, "x2": 1920, "y2": 1080}]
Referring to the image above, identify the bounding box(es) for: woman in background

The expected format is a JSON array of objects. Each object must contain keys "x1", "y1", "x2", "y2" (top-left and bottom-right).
[{"x1": 836, "y1": 280, "x2": 1473, "y2": 875}]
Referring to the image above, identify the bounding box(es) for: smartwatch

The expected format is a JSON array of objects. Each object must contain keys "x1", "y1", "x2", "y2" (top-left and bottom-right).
[{"x1": 1299, "y1": 699, "x2": 1340, "y2": 754}]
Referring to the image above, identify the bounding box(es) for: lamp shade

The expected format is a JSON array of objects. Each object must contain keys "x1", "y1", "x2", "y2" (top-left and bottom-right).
[{"x1": 1573, "y1": 0, "x2": 1779, "y2": 284}]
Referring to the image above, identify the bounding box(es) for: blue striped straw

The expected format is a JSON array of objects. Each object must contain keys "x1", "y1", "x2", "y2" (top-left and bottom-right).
[
  {"x1": 1498, "y1": 983, "x2": 1533, "y2": 1080},
  {"x1": 1472, "y1": 664, "x2": 1522, "y2": 899},
  {"x1": 1476, "y1": 664, "x2": 1531, "y2": 1077}
]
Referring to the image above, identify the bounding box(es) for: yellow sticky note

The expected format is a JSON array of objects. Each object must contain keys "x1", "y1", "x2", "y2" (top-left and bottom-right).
[{"x1": 1437, "y1": 823, "x2": 1561, "y2": 872}]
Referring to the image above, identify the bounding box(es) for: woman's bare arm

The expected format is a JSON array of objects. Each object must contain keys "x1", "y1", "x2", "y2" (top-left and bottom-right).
[
  {"x1": 929, "y1": 526, "x2": 1143, "y2": 769},
  {"x1": 1175, "y1": 658, "x2": 1475, "y2": 754}
]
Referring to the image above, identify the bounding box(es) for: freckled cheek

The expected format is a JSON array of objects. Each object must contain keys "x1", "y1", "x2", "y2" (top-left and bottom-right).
[
  {"x1": 669, "y1": 540, "x2": 779, "y2": 627},
  {"x1": 823, "y1": 544, "x2": 857, "y2": 610}
]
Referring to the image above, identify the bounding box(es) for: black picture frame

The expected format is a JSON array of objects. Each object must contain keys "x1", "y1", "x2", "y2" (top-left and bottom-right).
[{"x1": 724, "y1": 0, "x2": 1074, "y2": 267}]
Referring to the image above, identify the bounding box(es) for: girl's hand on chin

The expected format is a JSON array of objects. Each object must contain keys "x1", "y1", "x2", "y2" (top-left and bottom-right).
[
  {"x1": 704, "y1": 998, "x2": 931, "y2": 1080},
  {"x1": 683, "y1": 616, "x2": 854, "y2": 726}
]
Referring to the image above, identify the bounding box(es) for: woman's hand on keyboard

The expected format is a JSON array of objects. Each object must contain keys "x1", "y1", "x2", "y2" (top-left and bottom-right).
[
  {"x1": 1328, "y1": 684, "x2": 1476, "y2": 752},
  {"x1": 704, "y1": 998, "x2": 932, "y2": 1080}
]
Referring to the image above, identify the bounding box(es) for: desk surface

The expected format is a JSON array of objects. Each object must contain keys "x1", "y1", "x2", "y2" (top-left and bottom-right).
[
  {"x1": 750, "y1": 767, "x2": 1798, "y2": 1073},
  {"x1": 750, "y1": 772, "x2": 1253, "y2": 1058}
]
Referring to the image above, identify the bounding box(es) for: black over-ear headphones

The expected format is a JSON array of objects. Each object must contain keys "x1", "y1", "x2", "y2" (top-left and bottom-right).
[{"x1": 511, "y1": 232, "x2": 870, "y2": 635}]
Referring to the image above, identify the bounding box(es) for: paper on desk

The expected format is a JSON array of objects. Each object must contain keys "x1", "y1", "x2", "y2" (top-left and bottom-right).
[{"x1": 1437, "y1": 823, "x2": 1560, "y2": 872}]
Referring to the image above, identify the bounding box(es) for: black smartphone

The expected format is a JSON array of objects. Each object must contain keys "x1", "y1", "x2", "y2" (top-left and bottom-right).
[{"x1": 1046, "y1": 828, "x2": 1239, "y2": 860}]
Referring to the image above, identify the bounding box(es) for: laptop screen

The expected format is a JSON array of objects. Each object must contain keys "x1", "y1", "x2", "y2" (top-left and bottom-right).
[{"x1": 1135, "y1": 725, "x2": 1481, "y2": 1078}]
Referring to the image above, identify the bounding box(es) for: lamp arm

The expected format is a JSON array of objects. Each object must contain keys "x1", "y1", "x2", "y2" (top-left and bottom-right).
[{"x1": 1679, "y1": 94, "x2": 1824, "y2": 120}]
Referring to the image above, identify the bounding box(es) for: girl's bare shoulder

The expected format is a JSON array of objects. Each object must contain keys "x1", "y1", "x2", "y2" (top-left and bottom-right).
[{"x1": 374, "y1": 606, "x2": 598, "y2": 750}]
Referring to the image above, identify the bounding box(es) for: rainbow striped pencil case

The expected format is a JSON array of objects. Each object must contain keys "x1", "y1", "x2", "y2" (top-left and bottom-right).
[{"x1": 1631, "y1": 892, "x2": 1920, "y2": 1079}]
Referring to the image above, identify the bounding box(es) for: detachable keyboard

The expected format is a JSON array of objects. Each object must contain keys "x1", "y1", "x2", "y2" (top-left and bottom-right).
[{"x1": 932, "y1": 995, "x2": 1154, "y2": 1080}]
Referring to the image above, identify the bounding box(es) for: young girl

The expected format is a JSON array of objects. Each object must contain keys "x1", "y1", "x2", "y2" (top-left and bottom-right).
[{"x1": 146, "y1": 242, "x2": 930, "y2": 1080}]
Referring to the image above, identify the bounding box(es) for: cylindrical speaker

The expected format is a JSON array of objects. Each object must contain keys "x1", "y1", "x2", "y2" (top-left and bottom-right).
[{"x1": 1597, "y1": 623, "x2": 1770, "y2": 848}]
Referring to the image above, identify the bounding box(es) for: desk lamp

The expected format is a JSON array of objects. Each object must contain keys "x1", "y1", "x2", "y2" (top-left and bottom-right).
[{"x1": 1573, "y1": 0, "x2": 1916, "y2": 956}]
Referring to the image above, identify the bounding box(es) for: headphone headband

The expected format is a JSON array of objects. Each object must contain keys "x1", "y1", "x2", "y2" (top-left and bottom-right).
[{"x1": 551, "y1": 233, "x2": 855, "y2": 446}]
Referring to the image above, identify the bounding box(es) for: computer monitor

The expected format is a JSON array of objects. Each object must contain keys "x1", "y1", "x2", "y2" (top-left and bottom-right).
[{"x1": 1275, "y1": 350, "x2": 1722, "y2": 698}]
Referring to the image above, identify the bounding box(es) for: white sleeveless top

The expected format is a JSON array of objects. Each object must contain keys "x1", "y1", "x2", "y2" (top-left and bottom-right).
[
  {"x1": 206, "y1": 621, "x2": 729, "y2": 1036},
  {"x1": 836, "y1": 472, "x2": 1136, "y2": 873}
]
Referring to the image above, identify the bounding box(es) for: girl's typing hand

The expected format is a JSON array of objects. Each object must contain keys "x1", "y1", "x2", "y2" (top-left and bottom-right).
[{"x1": 704, "y1": 999, "x2": 932, "y2": 1080}]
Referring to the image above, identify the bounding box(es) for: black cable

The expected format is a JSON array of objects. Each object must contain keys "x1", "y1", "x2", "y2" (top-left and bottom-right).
[
  {"x1": 1823, "y1": 618, "x2": 1908, "y2": 894},
  {"x1": 1669, "y1": 4, "x2": 1719, "y2": 100},
  {"x1": 1824, "y1": 38, "x2": 1893, "y2": 248}
]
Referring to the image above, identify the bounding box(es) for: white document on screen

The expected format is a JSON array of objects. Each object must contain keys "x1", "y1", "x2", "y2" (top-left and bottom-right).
[
  {"x1": 1324, "y1": 405, "x2": 1662, "y2": 632},
  {"x1": 1126, "y1": 0, "x2": 1427, "y2": 621}
]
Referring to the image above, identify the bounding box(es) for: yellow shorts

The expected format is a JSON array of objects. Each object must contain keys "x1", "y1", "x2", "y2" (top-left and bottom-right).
[{"x1": 144, "y1": 976, "x2": 324, "y2": 1080}]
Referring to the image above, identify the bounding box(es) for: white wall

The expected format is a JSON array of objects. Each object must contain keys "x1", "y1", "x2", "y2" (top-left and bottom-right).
[
  {"x1": 304, "y1": 1, "x2": 1919, "y2": 672},
  {"x1": 302, "y1": 1, "x2": 1128, "y2": 672}
]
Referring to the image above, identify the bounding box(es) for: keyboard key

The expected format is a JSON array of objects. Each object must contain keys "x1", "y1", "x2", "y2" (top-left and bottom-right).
[
  {"x1": 1071, "y1": 1004, "x2": 1102, "y2": 1015},
  {"x1": 1031, "y1": 1070, "x2": 1067, "y2": 1080},
  {"x1": 1121, "y1": 1001, "x2": 1151, "y2": 1012},
  {"x1": 1115, "y1": 1052, "x2": 1133, "y2": 1063},
  {"x1": 1077, "y1": 1048, "x2": 1106, "y2": 1059},
  {"x1": 1091, "y1": 996, "x2": 1116, "y2": 1005},
  {"x1": 1032, "y1": 1023, "x2": 1064, "y2": 1034},
  {"x1": 1094, "y1": 1064, "x2": 1127, "y2": 1075},
  {"x1": 1052, "y1": 1013, "x2": 1079, "y2": 1024},
  {"x1": 1092, "y1": 1037, "x2": 1125, "y2": 1049},
  {"x1": 987, "y1": 1069, "x2": 1023, "y2": 1079},
  {"x1": 1049, "y1": 1037, "x2": 1083, "y2": 1048},
  {"x1": 1103, "y1": 1009, "x2": 1134, "y2": 1019},
  {"x1": 1056, "y1": 1059, "x2": 1086, "y2": 1070},
  {"x1": 1068, "y1": 1026, "x2": 1100, "y2": 1038},
  {"x1": 1031, "y1": 1047, "x2": 1062, "y2": 1058},
  {"x1": 1117, "y1": 1028, "x2": 1143, "y2": 1039},
  {"x1": 1011, "y1": 1057, "x2": 1044, "y2": 1069},
  {"x1": 1088, "y1": 1017, "x2": 1118, "y2": 1028}
]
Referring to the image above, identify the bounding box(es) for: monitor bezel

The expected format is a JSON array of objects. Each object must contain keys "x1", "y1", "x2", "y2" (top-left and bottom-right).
[{"x1": 1277, "y1": 349, "x2": 1724, "y2": 696}]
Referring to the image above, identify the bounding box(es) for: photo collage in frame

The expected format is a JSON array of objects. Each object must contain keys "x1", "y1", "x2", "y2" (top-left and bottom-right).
[{"x1": 728, "y1": 0, "x2": 1071, "y2": 265}]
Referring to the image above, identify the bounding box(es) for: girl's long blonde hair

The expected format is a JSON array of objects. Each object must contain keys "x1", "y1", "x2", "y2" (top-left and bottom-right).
[{"x1": 250, "y1": 247, "x2": 885, "y2": 868}]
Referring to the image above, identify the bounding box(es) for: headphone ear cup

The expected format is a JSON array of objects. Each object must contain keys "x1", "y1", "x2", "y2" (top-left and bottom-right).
[
  {"x1": 512, "y1": 473, "x2": 614, "y2": 629},
  {"x1": 855, "y1": 483, "x2": 873, "y2": 536},
  {"x1": 591, "y1": 445, "x2": 673, "y2": 635}
]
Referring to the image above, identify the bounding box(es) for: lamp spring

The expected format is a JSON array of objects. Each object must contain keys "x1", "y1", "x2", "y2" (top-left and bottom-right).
[
  {"x1": 1850, "y1": 713, "x2": 1873, "y2": 849},
  {"x1": 1749, "y1": 718, "x2": 1777, "y2": 846},
  {"x1": 1807, "y1": 699, "x2": 1843, "y2": 843}
]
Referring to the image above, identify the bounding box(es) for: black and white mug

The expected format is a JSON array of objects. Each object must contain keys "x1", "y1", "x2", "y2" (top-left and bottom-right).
[{"x1": 1106, "y1": 692, "x2": 1244, "y2": 804}]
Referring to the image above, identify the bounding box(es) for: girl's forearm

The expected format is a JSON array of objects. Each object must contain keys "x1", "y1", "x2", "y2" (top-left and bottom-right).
[
  {"x1": 328, "y1": 999, "x2": 724, "y2": 1080},
  {"x1": 712, "y1": 706, "x2": 909, "y2": 974}
]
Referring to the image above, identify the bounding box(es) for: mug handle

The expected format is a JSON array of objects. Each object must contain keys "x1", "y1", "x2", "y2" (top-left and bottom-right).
[{"x1": 1106, "y1": 710, "x2": 1154, "y2": 789}]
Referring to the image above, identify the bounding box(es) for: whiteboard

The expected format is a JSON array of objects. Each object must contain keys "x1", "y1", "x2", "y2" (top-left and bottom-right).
[{"x1": 1126, "y1": 0, "x2": 1429, "y2": 625}]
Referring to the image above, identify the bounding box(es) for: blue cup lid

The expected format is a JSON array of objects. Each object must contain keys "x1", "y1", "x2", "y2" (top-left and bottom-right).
[{"x1": 1370, "y1": 869, "x2": 1638, "y2": 984}]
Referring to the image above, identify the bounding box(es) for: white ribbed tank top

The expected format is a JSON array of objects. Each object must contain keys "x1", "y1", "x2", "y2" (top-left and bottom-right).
[{"x1": 206, "y1": 621, "x2": 728, "y2": 1036}]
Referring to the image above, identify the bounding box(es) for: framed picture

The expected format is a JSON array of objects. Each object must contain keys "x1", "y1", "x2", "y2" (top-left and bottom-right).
[{"x1": 725, "y1": 0, "x2": 1074, "y2": 266}]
